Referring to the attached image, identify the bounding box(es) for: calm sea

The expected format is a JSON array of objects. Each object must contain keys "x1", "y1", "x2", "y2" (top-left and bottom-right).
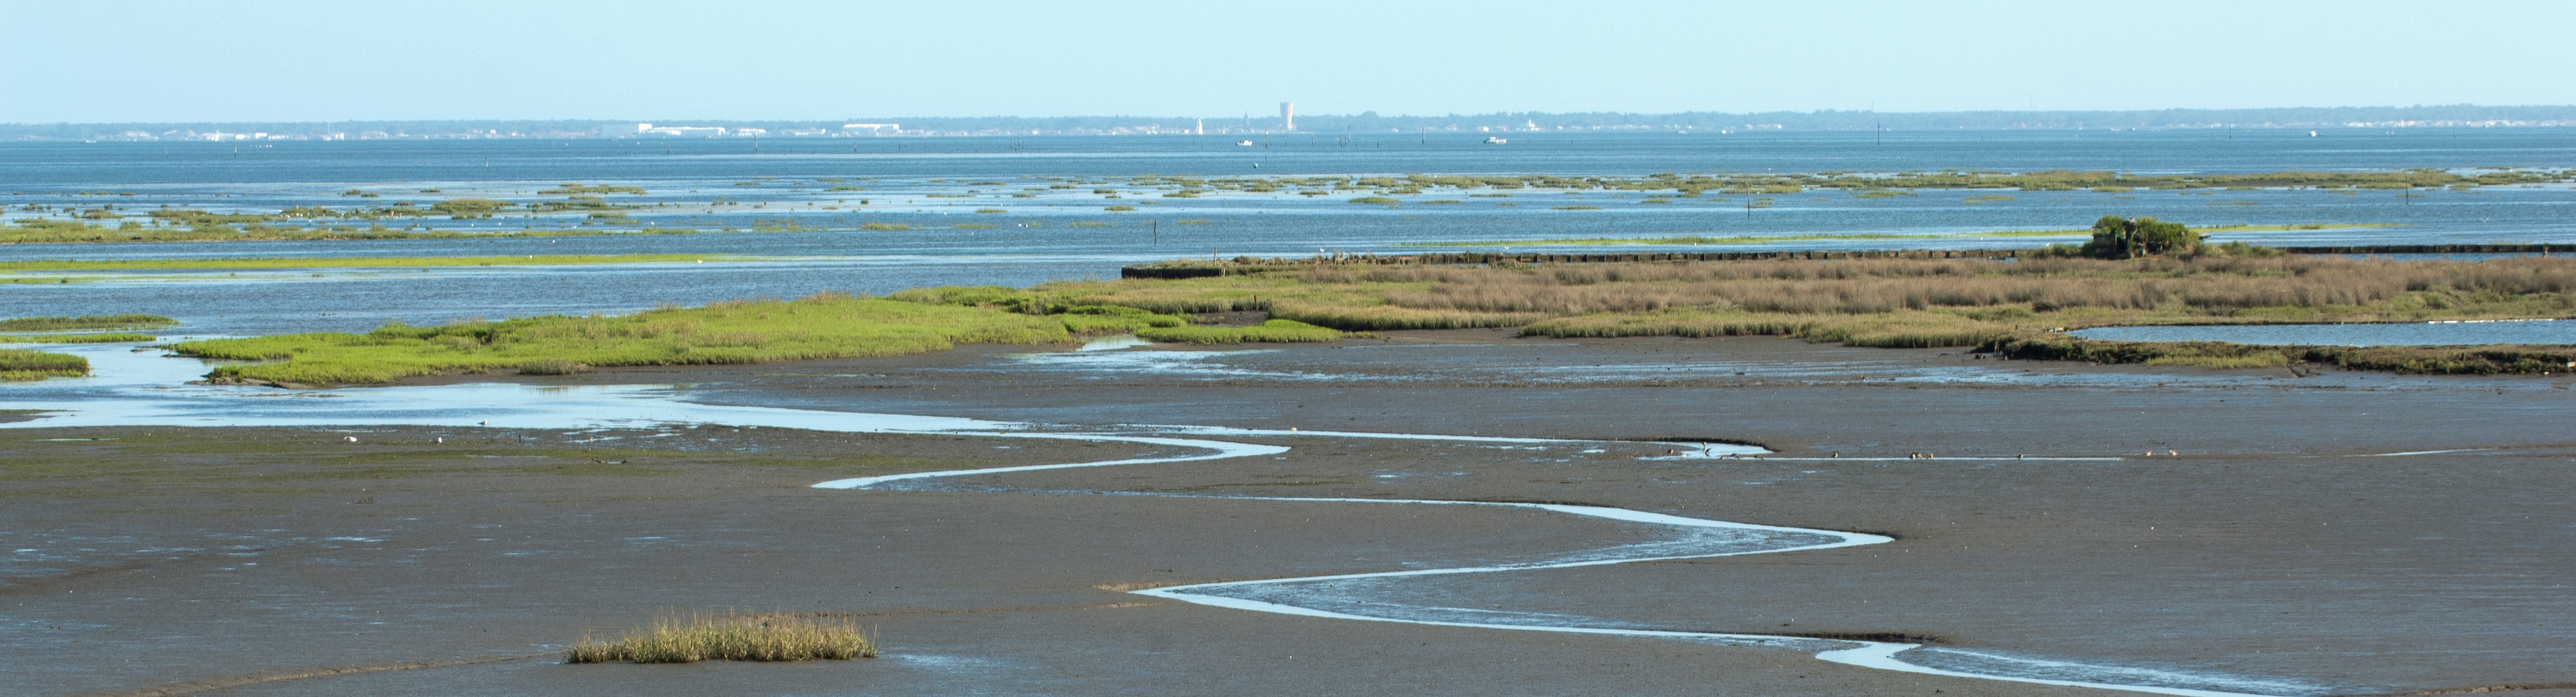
[{"x1": 3, "y1": 129, "x2": 2571, "y2": 334}]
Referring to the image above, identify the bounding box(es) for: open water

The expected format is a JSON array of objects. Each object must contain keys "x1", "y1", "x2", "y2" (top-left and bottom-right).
[{"x1": 2, "y1": 128, "x2": 2574, "y2": 334}]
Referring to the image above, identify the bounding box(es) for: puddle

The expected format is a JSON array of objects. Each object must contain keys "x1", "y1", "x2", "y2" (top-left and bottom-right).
[{"x1": 2071, "y1": 319, "x2": 2575, "y2": 346}]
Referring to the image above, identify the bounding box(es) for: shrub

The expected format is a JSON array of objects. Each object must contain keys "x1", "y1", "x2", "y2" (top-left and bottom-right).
[{"x1": 2081, "y1": 216, "x2": 2201, "y2": 259}]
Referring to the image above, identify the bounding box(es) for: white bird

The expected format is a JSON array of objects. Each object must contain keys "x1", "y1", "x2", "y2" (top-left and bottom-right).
[{"x1": 344, "y1": 436, "x2": 357, "y2": 442}]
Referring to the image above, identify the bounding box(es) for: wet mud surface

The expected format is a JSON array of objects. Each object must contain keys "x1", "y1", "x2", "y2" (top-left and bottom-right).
[{"x1": 5, "y1": 334, "x2": 2572, "y2": 696}]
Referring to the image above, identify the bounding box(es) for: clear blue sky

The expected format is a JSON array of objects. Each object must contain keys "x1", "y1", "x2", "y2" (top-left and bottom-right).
[{"x1": 7, "y1": 0, "x2": 2571, "y2": 122}]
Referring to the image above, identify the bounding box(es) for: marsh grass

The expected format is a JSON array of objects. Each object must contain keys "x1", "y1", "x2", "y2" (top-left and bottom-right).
[
  {"x1": 566, "y1": 611, "x2": 873, "y2": 664},
  {"x1": 1408, "y1": 230, "x2": 2088, "y2": 247},
  {"x1": 1025, "y1": 255, "x2": 2576, "y2": 371},
  {"x1": 0, "y1": 314, "x2": 175, "y2": 331},
  {"x1": 1, "y1": 331, "x2": 157, "y2": 344},
  {"x1": 171, "y1": 292, "x2": 1070, "y2": 385},
  {"x1": 0, "y1": 255, "x2": 748, "y2": 272},
  {"x1": 1058, "y1": 305, "x2": 1189, "y2": 334},
  {"x1": 1136, "y1": 319, "x2": 1344, "y2": 344},
  {"x1": 0, "y1": 349, "x2": 88, "y2": 381}
]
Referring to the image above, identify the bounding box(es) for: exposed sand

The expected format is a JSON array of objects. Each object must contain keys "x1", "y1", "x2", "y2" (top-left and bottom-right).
[{"x1": 5, "y1": 335, "x2": 2571, "y2": 696}]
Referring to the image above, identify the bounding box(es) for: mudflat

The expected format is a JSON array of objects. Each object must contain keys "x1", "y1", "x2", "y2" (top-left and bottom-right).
[{"x1": 5, "y1": 334, "x2": 2571, "y2": 696}]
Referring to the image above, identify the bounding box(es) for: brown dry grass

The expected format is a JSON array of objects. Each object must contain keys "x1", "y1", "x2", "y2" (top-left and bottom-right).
[
  {"x1": 567, "y1": 610, "x2": 873, "y2": 663},
  {"x1": 1309, "y1": 255, "x2": 2575, "y2": 316},
  {"x1": 1022, "y1": 255, "x2": 2576, "y2": 372}
]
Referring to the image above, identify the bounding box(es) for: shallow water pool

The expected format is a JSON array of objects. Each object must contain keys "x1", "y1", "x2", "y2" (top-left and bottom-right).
[{"x1": 2070, "y1": 319, "x2": 2574, "y2": 346}]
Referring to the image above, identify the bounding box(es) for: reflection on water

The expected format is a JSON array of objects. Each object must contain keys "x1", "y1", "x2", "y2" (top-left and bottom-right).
[
  {"x1": 2071, "y1": 319, "x2": 2575, "y2": 346},
  {"x1": 0, "y1": 343, "x2": 1021, "y2": 433}
]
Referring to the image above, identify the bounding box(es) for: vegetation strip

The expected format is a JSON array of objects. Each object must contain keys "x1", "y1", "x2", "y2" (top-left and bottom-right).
[
  {"x1": 1403, "y1": 224, "x2": 2398, "y2": 247},
  {"x1": 0, "y1": 314, "x2": 175, "y2": 331},
  {"x1": 152, "y1": 219, "x2": 2576, "y2": 386},
  {"x1": 0, "y1": 255, "x2": 761, "y2": 271},
  {"x1": 1, "y1": 331, "x2": 157, "y2": 344}
]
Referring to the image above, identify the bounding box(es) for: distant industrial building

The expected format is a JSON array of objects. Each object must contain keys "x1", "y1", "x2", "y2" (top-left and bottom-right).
[{"x1": 1280, "y1": 102, "x2": 1295, "y2": 130}]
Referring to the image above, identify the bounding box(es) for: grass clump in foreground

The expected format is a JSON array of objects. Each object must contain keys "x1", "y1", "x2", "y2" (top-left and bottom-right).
[
  {"x1": 568, "y1": 611, "x2": 873, "y2": 663},
  {"x1": 170, "y1": 292, "x2": 1074, "y2": 386},
  {"x1": 0, "y1": 314, "x2": 175, "y2": 332},
  {"x1": 1136, "y1": 319, "x2": 1344, "y2": 344},
  {"x1": 0, "y1": 349, "x2": 88, "y2": 381}
]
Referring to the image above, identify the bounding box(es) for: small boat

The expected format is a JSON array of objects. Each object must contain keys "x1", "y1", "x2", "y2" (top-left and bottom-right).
[
  {"x1": 1484, "y1": 136, "x2": 1507, "y2": 144},
  {"x1": 1236, "y1": 139, "x2": 1254, "y2": 146}
]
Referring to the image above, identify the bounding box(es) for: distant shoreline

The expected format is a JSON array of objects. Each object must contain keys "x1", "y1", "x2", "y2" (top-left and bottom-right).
[{"x1": 10, "y1": 104, "x2": 2576, "y2": 140}]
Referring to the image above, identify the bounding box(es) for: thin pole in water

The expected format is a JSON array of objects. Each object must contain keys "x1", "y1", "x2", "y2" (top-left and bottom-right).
[{"x1": 1152, "y1": 220, "x2": 1159, "y2": 244}]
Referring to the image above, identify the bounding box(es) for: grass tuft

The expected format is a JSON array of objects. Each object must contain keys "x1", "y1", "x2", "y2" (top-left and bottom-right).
[
  {"x1": 567, "y1": 611, "x2": 873, "y2": 664},
  {"x1": 0, "y1": 349, "x2": 88, "y2": 381}
]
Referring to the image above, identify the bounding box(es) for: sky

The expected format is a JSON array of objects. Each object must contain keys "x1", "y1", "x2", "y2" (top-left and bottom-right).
[{"x1": 6, "y1": 0, "x2": 2573, "y2": 123}]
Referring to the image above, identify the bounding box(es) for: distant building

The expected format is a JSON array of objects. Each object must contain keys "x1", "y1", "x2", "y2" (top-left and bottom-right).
[
  {"x1": 843, "y1": 123, "x2": 901, "y2": 133},
  {"x1": 1280, "y1": 102, "x2": 1295, "y2": 130},
  {"x1": 634, "y1": 123, "x2": 727, "y2": 137}
]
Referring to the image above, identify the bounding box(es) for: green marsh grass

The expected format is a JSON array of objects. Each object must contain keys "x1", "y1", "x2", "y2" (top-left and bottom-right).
[
  {"x1": 1135, "y1": 319, "x2": 1344, "y2": 344},
  {"x1": 1, "y1": 332, "x2": 156, "y2": 344},
  {"x1": 0, "y1": 349, "x2": 88, "y2": 381},
  {"x1": 0, "y1": 255, "x2": 752, "y2": 272},
  {"x1": 171, "y1": 292, "x2": 1071, "y2": 385},
  {"x1": 1058, "y1": 306, "x2": 1190, "y2": 334},
  {"x1": 0, "y1": 314, "x2": 175, "y2": 332},
  {"x1": 567, "y1": 611, "x2": 873, "y2": 664}
]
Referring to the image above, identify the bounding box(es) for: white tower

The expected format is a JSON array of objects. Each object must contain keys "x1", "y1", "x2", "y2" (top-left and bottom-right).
[{"x1": 1281, "y1": 102, "x2": 1295, "y2": 130}]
